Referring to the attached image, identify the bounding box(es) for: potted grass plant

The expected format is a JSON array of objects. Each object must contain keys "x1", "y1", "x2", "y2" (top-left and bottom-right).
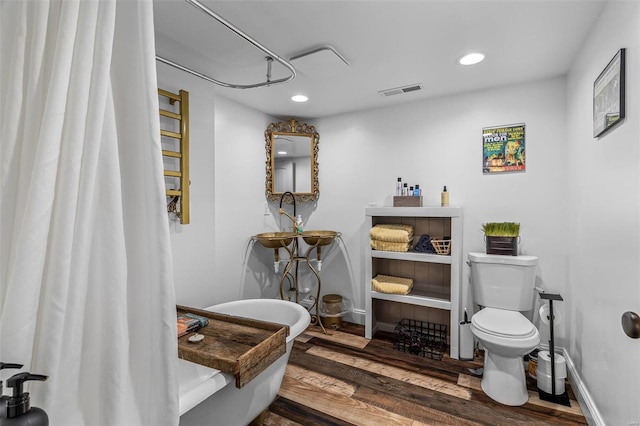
[{"x1": 482, "y1": 222, "x2": 520, "y2": 256}]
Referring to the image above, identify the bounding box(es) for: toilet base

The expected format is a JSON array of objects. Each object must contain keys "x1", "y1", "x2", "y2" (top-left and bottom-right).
[{"x1": 481, "y1": 350, "x2": 529, "y2": 406}]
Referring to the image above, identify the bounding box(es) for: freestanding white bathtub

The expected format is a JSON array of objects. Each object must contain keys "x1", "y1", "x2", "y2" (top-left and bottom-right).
[{"x1": 178, "y1": 299, "x2": 310, "y2": 426}]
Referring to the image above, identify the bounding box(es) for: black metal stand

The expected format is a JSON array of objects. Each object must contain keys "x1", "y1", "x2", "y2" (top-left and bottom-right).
[{"x1": 537, "y1": 292, "x2": 571, "y2": 406}]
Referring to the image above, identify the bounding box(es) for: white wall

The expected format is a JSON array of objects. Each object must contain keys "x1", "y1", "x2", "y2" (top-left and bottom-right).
[
  {"x1": 314, "y1": 77, "x2": 568, "y2": 339},
  {"x1": 158, "y1": 64, "x2": 569, "y2": 336},
  {"x1": 566, "y1": 2, "x2": 640, "y2": 424},
  {"x1": 157, "y1": 63, "x2": 276, "y2": 307},
  {"x1": 213, "y1": 96, "x2": 278, "y2": 303},
  {"x1": 157, "y1": 63, "x2": 217, "y2": 307}
]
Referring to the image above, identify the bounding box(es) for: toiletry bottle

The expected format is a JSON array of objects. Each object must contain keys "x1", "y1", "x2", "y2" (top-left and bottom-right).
[
  {"x1": 409, "y1": 186, "x2": 414, "y2": 196},
  {"x1": 3, "y1": 372, "x2": 49, "y2": 426},
  {"x1": 414, "y1": 185, "x2": 421, "y2": 196},
  {"x1": 403, "y1": 183, "x2": 408, "y2": 196},
  {"x1": 295, "y1": 215, "x2": 303, "y2": 234},
  {"x1": 441, "y1": 186, "x2": 449, "y2": 207},
  {"x1": 396, "y1": 178, "x2": 402, "y2": 196},
  {"x1": 0, "y1": 364, "x2": 23, "y2": 421}
]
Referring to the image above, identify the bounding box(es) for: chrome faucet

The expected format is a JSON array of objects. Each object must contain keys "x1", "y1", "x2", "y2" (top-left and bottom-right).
[{"x1": 279, "y1": 191, "x2": 298, "y2": 232}]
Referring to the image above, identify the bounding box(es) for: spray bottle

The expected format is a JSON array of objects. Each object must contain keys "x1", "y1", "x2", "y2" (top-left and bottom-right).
[{"x1": 1, "y1": 372, "x2": 48, "y2": 426}]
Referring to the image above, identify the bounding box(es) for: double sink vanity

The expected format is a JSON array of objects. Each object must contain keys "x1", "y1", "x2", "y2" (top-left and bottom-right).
[
  {"x1": 256, "y1": 119, "x2": 340, "y2": 333},
  {"x1": 255, "y1": 230, "x2": 338, "y2": 250},
  {"x1": 253, "y1": 229, "x2": 339, "y2": 334}
]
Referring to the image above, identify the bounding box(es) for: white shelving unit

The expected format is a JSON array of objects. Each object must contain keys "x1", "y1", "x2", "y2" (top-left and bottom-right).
[{"x1": 365, "y1": 206, "x2": 463, "y2": 359}]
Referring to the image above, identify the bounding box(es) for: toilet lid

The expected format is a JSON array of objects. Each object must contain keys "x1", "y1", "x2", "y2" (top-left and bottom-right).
[{"x1": 472, "y1": 307, "x2": 537, "y2": 338}]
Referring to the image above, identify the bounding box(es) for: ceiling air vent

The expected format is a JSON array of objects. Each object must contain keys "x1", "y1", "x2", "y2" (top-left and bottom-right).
[{"x1": 378, "y1": 83, "x2": 423, "y2": 97}]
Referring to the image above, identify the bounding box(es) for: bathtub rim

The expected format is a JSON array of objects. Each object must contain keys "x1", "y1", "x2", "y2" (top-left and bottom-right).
[{"x1": 204, "y1": 298, "x2": 311, "y2": 342}]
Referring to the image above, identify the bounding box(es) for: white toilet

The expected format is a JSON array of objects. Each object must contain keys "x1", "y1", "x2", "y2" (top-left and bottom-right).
[{"x1": 468, "y1": 252, "x2": 540, "y2": 406}]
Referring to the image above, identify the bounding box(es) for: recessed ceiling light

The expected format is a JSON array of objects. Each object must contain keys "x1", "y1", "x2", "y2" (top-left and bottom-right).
[
  {"x1": 291, "y1": 94, "x2": 308, "y2": 103},
  {"x1": 278, "y1": 151, "x2": 287, "y2": 155},
  {"x1": 458, "y1": 52, "x2": 485, "y2": 66}
]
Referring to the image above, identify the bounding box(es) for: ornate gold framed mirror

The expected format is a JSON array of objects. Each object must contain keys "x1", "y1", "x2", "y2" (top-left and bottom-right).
[{"x1": 265, "y1": 119, "x2": 319, "y2": 202}]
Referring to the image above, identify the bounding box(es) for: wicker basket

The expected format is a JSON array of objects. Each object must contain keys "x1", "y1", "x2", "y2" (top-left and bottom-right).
[{"x1": 430, "y1": 239, "x2": 451, "y2": 255}]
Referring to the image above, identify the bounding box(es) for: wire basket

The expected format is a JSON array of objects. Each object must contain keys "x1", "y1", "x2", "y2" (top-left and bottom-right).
[
  {"x1": 393, "y1": 319, "x2": 448, "y2": 360},
  {"x1": 430, "y1": 239, "x2": 451, "y2": 255}
]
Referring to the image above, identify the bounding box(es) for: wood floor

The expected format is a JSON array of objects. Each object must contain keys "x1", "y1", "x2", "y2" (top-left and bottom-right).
[{"x1": 262, "y1": 323, "x2": 586, "y2": 426}]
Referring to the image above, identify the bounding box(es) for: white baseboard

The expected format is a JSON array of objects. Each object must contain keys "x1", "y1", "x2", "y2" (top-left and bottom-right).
[
  {"x1": 476, "y1": 342, "x2": 602, "y2": 424},
  {"x1": 562, "y1": 348, "x2": 604, "y2": 426},
  {"x1": 537, "y1": 344, "x2": 602, "y2": 425},
  {"x1": 348, "y1": 308, "x2": 365, "y2": 325},
  {"x1": 299, "y1": 301, "x2": 366, "y2": 326}
]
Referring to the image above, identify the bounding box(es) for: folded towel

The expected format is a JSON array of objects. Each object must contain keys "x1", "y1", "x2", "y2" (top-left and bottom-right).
[
  {"x1": 372, "y1": 274, "x2": 414, "y2": 295},
  {"x1": 413, "y1": 234, "x2": 436, "y2": 254},
  {"x1": 370, "y1": 224, "x2": 414, "y2": 243},
  {"x1": 371, "y1": 240, "x2": 410, "y2": 252},
  {"x1": 177, "y1": 313, "x2": 209, "y2": 338}
]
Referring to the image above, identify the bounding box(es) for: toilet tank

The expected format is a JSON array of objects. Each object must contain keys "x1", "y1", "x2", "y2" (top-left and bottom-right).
[{"x1": 468, "y1": 252, "x2": 538, "y2": 311}]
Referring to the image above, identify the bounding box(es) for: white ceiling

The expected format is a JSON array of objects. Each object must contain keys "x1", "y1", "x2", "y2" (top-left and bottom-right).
[{"x1": 153, "y1": 0, "x2": 605, "y2": 120}]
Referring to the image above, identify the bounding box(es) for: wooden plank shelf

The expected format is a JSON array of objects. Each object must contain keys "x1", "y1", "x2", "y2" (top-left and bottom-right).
[{"x1": 176, "y1": 305, "x2": 289, "y2": 389}]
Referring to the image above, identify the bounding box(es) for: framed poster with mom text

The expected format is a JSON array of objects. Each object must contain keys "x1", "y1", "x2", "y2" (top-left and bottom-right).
[{"x1": 593, "y1": 48, "x2": 625, "y2": 138}]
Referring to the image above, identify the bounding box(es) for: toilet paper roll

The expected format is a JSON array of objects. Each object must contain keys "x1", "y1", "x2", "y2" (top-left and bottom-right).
[
  {"x1": 539, "y1": 303, "x2": 562, "y2": 326},
  {"x1": 537, "y1": 369, "x2": 566, "y2": 395},
  {"x1": 537, "y1": 350, "x2": 567, "y2": 377}
]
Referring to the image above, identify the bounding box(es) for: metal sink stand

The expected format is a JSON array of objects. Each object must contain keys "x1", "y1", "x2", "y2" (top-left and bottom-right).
[{"x1": 278, "y1": 236, "x2": 328, "y2": 334}]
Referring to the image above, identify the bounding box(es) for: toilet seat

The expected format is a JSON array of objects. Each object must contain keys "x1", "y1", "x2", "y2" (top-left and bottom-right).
[{"x1": 472, "y1": 307, "x2": 537, "y2": 339}]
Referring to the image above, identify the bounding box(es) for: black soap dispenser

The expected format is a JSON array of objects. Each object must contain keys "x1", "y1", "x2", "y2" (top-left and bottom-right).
[
  {"x1": 0, "y1": 364, "x2": 24, "y2": 420},
  {"x1": 2, "y1": 372, "x2": 48, "y2": 426}
]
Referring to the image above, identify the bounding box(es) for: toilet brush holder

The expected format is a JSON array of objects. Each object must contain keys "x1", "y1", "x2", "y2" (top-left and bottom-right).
[{"x1": 459, "y1": 309, "x2": 474, "y2": 360}]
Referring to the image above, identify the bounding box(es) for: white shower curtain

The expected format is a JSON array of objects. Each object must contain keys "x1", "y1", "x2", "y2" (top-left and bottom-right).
[{"x1": 0, "y1": 1, "x2": 178, "y2": 425}]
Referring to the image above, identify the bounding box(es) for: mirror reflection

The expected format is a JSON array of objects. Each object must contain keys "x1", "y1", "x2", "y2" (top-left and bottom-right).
[
  {"x1": 265, "y1": 119, "x2": 319, "y2": 202},
  {"x1": 273, "y1": 135, "x2": 312, "y2": 193}
]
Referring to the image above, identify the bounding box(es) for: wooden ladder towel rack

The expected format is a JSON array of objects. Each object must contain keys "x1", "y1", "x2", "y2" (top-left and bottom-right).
[{"x1": 159, "y1": 88, "x2": 190, "y2": 224}]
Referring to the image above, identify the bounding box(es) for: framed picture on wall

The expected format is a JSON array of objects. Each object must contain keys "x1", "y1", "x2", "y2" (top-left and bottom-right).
[
  {"x1": 593, "y1": 48, "x2": 625, "y2": 138},
  {"x1": 482, "y1": 123, "x2": 525, "y2": 174}
]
